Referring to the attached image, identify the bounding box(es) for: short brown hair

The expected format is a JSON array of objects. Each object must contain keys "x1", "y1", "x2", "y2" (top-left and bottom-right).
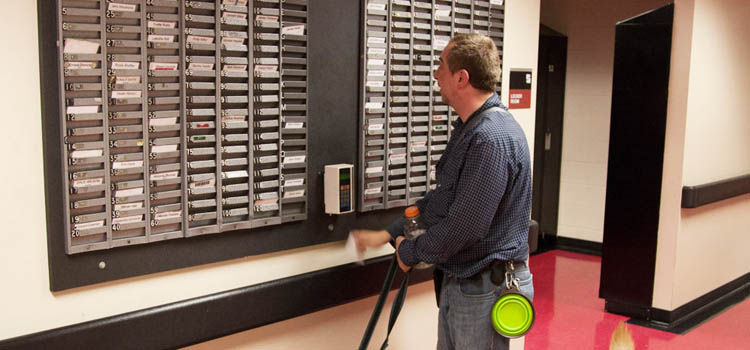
[{"x1": 446, "y1": 34, "x2": 501, "y2": 92}]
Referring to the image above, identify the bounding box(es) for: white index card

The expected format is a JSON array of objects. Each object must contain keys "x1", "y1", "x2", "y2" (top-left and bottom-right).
[
  {"x1": 66, "y1": 105, "x2": 99, "y2": 114},
  {"x1": 108, "y1": 3, "x2": 136, "y2": 12},
  {"x1": 148, "y1": 21, "x2": 176, "y2": 29},
  {"x1": 281, "y1": 24, "x2": 305, "y2": 36},
  {"x1": 63, "y1": 39, "x2": 100, "y2": 54},
  {"x1": 114, "y1": 187, "x2": 143, "y2": 197},
  {"x1": 150, "y1": 144, "x2": 178, "y2": 153}
]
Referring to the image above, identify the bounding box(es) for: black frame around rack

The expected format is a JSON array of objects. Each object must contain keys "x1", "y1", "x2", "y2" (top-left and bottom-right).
[{"x1": 41, "y1": 0, "x2": 401, "y2": 291}]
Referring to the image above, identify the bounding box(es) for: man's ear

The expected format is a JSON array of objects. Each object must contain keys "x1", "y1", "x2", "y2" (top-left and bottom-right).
[{"x1": 457, "y1": 69, "x2": 470, "y2": 86}]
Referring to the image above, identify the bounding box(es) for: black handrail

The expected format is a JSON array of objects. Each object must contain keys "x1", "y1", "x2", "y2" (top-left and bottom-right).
[{"x1": 681, "y1": 174, "x2": 750, "y2": 208}]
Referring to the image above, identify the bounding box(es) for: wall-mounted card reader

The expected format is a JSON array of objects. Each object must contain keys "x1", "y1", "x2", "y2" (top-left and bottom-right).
[{"x1": 325, "y1": 164, "x2": 354, "y2": 214}]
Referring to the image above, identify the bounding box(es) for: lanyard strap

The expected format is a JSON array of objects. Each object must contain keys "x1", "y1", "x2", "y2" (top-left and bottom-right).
[
  {"x1": 454, "y1": 106, "x2": 504, "y2": 146},
  {"x1": 358, "y1": 254, "x2": 411, "y2": 350}
]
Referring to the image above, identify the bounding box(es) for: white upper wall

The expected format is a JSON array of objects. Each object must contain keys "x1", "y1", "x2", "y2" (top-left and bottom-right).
[
  {"x1": 652, "y1": 0, "x2": 694, "y2": 311},
  {"x1": 682, "y1": 0, "x2": 750, "y2": 185},
  {"x1": 541, "y1": 0, "x2": 671, "y2": 243},
  {"x1": 501, "y1": 0, "x2": 541, "y2": 157},
  {"x1": 654, "y1": 0, "x2": 750, "y2": 311}
]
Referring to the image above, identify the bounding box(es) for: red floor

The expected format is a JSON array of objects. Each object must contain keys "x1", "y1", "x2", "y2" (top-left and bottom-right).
[{"x1": 526, "y1": 250, "x2": 750, "y2": 349}]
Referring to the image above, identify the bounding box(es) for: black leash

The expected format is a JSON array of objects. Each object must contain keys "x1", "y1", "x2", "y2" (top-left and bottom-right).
[{"x1": 358, "y1": 254, "x2": 411, "y2": 350}]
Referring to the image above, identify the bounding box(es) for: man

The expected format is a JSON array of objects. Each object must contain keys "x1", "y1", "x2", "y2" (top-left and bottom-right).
[{"x1": 352, "y1": 33, "x2": 533, "y2": 350}]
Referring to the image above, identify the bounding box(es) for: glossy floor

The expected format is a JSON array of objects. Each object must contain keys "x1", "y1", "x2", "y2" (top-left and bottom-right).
[{"x1": 526, "y1": 250, "x2": 750, "y2": 349}]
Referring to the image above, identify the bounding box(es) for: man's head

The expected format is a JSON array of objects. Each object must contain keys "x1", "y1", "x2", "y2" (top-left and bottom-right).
[{"x1": 434, "y1": 33, "x2": 501, "y2": 108}]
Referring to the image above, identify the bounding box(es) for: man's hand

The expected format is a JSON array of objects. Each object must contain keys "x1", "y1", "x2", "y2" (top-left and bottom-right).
[
  {"x1": 395, "y1": 236, "x2": 411, "y2": 272},
  {"x1": 350, "y1": 229, "x2": 392, "y2": 254}
]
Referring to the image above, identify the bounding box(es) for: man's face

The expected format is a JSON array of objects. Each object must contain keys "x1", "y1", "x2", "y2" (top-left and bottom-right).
[{"x1": 434, "y1": 43, "x2": 456, "y2": 107}]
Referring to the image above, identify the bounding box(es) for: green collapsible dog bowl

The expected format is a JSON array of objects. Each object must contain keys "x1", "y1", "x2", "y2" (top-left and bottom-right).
[{"x1": 491, "y1": 292, "x2": 535, "y2": 338}]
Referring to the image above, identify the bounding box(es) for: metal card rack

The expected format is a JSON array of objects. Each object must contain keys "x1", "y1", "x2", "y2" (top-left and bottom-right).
[
  {"x1": 57, "y1": 0, "x2": 308, "y2": 254},
  {"x1": 147, "y1": 0, "x2": 184, "y2": 241},
  {"x1": 358, "y1": 0, "x2": 505, "y2": 212},
  {"x1": 277, "y1": 0, "x2": 309, "y2": 223}
]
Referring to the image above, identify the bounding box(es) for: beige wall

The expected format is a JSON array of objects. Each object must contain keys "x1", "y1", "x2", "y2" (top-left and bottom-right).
[
  {"x1": 652, "y1": 0, "x2": 694, "y2": 311},
  {"x1": 542, "y1": 0, "x2": 748, "y2": 311},
  {"x1": 681, "y1": 0, "x2": 750, "y2": 184},
  {"x1": 0, "y1": 0, "x2": 540, "y2": 343},
  {"x1": 186, "y1": 281, "x2": 528, "y2": 350},
  {"x1": 541, "y1": 0, "x2": 671, "y2": 242},
  {"x1": 654, "y1": 0, "x2": 750, "y2": 311},
  {"x1": 185, "y1": 281, "x2": 440, "y2": 350},
  {"x1": 501, "y1": 0, "x2": 541, "y2": 157}
]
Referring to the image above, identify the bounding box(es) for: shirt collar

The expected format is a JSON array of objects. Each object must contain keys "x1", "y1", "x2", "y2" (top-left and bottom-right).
[{"x1": 451, "y1": 92, "x2": 504, "y2": 128}]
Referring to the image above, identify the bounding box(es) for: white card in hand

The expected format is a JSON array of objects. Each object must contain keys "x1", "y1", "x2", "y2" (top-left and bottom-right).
[{"x1": 346, "y1": 233, "x2": 364, "y2": 265}]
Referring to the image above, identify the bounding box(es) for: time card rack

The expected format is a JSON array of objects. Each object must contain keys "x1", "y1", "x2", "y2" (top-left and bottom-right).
[
  {"x1": 57, "y1": 0, "x2": 308, "y2": 254},
  {"x1": 358, "y1": 0, "x2": 505, "y2": 212}
]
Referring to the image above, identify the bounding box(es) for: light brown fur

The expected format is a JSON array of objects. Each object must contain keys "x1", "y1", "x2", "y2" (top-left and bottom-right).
[{"x1": 609, "y1": 321, "x2": 635, "y2": 350}]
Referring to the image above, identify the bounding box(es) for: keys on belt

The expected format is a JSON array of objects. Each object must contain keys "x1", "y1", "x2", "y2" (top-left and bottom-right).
[{"x1": 464, "y1": 260, "x2": 525, "y2": 285}]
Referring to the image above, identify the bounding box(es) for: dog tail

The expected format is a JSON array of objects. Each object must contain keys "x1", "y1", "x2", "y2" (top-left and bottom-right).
[{"x1": 609, "y1": 321, "x2": 635, "y2": 350}]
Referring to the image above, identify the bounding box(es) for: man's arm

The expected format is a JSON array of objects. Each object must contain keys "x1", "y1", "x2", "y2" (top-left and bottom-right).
[
  {"x1": 383, "y1": 190, "x2": 433, "y2": 240},
  {"x1": 350, "y1": 229, "x2": 392, "y2": 253},
  {"x1": 397, "y1": 138, "x2": 509, "y2": 266},
  {"x1": 395, "y1": 236, "x2": 410, "y2": 272},
  {"x1": 350, "y1": 172, "x2": 435, "y2": 256}
]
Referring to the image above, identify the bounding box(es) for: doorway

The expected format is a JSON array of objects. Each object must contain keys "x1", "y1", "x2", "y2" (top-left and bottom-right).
[{"x1": 532, "y1": 25, "x2": 567, "y2": 249}]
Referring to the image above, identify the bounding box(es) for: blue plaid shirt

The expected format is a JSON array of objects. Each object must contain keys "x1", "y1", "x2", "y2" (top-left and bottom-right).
[{"x1": 386, "y1": 93, "x2": 532, "y2": 278}]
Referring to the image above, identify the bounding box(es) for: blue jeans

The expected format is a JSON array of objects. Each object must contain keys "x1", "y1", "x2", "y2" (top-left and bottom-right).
[{"x1": 436, "y1": 263, "x2": 534, "y2": 350}]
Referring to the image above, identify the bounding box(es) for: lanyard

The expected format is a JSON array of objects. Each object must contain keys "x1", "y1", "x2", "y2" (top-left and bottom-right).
[
  {"x1": 455, "y1": 106, "x2": 503, "y2": 146},
  {"x1": 438, "y1": 106, "x2": 504, "y2": 173}
]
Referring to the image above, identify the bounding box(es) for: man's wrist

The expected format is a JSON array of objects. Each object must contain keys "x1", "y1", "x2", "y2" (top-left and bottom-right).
[
  {"x1": 394, "y1": 236, "x2": 411, "y2": 272},
  {"x1": 395, "y1": 235, "x2": 405, "y2": 248},
  {"x1": 394, "y1": 236, "x2": 420, "y2": 267}
]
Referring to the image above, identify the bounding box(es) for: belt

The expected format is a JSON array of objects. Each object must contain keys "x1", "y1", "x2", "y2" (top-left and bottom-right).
[
  {"x1": 466, "y1": 260, "x2": 527, "y2": 285},
  {"x1": 435, "y1": 260, "x2": 528, "y2": 308}
]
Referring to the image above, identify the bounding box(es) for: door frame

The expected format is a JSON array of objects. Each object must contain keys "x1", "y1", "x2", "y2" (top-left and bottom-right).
[{"x1": 532, "y1": 24, "x2": 567, "y2": 249}]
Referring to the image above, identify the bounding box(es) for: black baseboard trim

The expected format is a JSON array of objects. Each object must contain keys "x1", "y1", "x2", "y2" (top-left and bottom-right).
[
  {"x1": 605, "y1": 300, "x2": 651, "y2": 320},
  {"x1": 551, "y1": 236, "x2": 602, "y2": 256},
  {"x1": 621, "y1": 273, "x2": 750, "y2": 334},
  {"x1": 0, "y1": 255, "x2": 433, "y2": 350},
  {"x1": 681, "y1": 174, "x2": 750, "y2": 208}
]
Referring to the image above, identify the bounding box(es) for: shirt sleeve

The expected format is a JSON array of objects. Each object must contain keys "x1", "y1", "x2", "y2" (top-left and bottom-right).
[
  {"x1": 398, "y1": 137, "x2": 509, "y2": 266},
  {"x1": 385, "y1": 216, "x2": 404, "y2": 240},
  {"x1": 384, "y1": 190, "x2": 432, "y2": 240}
]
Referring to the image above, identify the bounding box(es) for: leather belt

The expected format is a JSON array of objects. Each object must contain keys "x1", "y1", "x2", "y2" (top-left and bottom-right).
[{"x1": 467, "y1": 260, "x2": 526, "y2": 285}]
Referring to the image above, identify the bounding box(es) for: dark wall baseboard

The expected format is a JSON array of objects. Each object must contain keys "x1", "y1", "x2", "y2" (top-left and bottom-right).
[
  {"x1": 682, "y1": 174, "x2": 750, "y2": 208},
  {"x1": 0, "y1": 255, "x2": 434, "y2": 350},
  {"x1": 622, "y1": 273, "x2": 750, "y2": 334},
  {"x1": 546, "y1": 236, "x2": 602, "y2": 256}
]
